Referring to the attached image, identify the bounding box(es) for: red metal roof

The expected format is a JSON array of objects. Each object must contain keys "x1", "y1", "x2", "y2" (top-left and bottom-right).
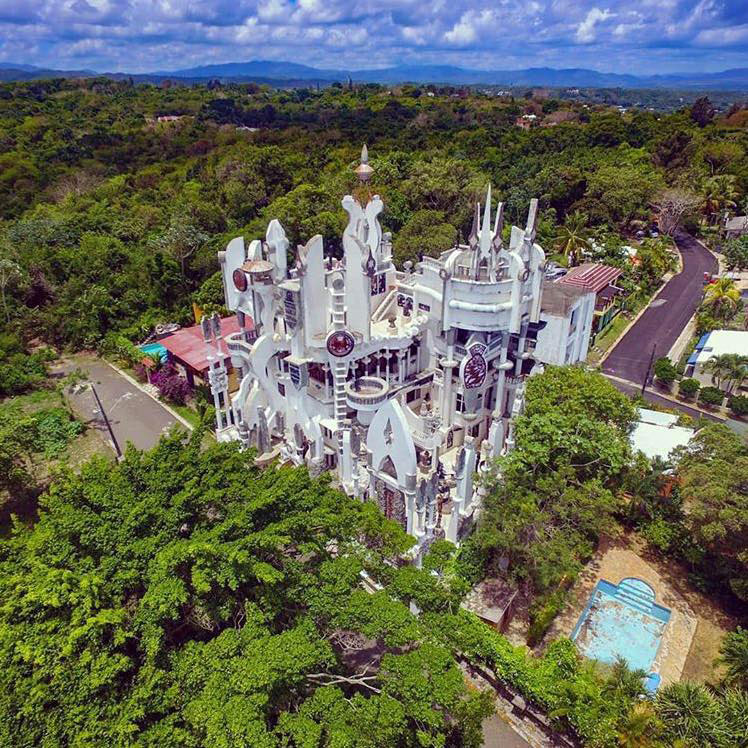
[
  {"x1": 558, "y1": 263, "x2": 623, "y2": 293},
  {"x1": 159, "y1": 316, "x2": 246, "y2": 373}
]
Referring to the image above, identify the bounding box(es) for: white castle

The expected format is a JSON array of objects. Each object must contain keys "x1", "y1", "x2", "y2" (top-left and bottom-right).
[{"x1": 208, "y1": 147, "x2": 546, "y2": 556}]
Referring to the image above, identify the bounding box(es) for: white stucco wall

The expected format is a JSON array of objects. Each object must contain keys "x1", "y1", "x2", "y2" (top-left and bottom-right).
[{"x1": 535, "y1": 292, "x2": 595, "y2": 366}]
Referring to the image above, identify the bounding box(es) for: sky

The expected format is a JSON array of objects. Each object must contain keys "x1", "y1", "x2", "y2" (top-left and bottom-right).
[{"x1": 0, "y1": 0, "x2": 747, "y2": 75}]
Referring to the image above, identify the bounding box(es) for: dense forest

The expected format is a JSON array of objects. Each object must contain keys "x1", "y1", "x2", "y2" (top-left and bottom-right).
[
  {"x1": 1, "y1": 77, "x2": 747, "y2": 357},
  {"x1": 1, "y1": 78, "x2": 748, "y2": 747}
]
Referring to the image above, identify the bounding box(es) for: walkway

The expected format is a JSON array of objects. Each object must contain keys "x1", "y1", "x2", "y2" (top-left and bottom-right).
[
  {"x1": 53, "y1": 354, "x2": 181, "y2": 453},
  {"x1": 602, "y1": 231, "x2": 717, "y2": 385}
]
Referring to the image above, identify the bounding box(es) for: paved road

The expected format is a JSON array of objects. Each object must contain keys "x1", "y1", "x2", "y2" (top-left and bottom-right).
[
  {"x1": 482, "y1": 714, "x2": 532, "y2": 748},
  {"x1": 54, "y1": 355, "x2": 181, "y2": 454},
  {"x1": 607, "y1": 378, "x2": 721, "y2": 422},
  {"x1": 602, "y1": 231, "x2": 717, "y2": 385}
]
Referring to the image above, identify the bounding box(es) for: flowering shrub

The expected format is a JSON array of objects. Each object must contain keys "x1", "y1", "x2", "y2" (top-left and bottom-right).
[{"x1": 151, "y1": 364, "x2": 191, "y2": 405}]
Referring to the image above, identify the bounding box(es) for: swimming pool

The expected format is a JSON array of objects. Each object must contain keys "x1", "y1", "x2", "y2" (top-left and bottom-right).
[
  {"x1": 139, "y1": 342, "x2": 169, "y2": 363},
  {"x1": 571, "y1": 578, "x2": 671, "y2": 674}
]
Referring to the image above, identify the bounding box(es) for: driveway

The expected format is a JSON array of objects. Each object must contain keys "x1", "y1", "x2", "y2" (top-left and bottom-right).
[
  {"x1": 53, "y1": 354, "x2": 182, "y2": 454},
  {"x1": 602, "y1": 231, "x2": 717, "y2": 386}
]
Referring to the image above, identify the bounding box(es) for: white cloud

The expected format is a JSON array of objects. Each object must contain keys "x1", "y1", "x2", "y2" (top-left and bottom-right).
[
  {"x1": 443, "y1": 9, "x2": 494, "y2": 46},
  {"x1": 0, "y1": 1, "x2": 745, "y2": 74},
  {"x1": 575, "y1": 7, "x2": 613, "y2": 43}
]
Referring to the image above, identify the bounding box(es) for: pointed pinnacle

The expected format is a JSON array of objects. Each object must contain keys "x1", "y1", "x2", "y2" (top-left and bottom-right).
[{"x1": 468, "y1": 202, "x2": 480, "y2": 248}]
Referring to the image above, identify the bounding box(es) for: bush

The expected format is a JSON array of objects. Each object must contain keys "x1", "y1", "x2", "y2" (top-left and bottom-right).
[
  {"x1": 678, "y1": 377, "x2": 701, "y2": 399},
  {"x1": 728, "y1": 394, "x2": 748, "y2": 417},
  {"x1": 653, "y1": 357, "x2": 678, "y2": 385},
  {"x1": 699, "y1": 386, "x2": 725, "y2": 407},
  {"x1": 151, "y1": 364, "x2": 192, "y2": 405},
  {"x1": 527, "y1": 588, "x2": 568, "y2": 646},
  {"x1": 99, "y1": 333, "x2": 155, "y2": 370}
]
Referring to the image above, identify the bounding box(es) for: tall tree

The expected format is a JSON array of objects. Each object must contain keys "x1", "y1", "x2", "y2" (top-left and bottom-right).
[
  {"x1": 553, "y1": 210, "x2": 590, "y2": 267},
  {"x1": 703, "y1": 277, "x2": 741, "y2": 320},
  {"x1": 673, "y1": 424, "x2": 748, "y2": 601}
]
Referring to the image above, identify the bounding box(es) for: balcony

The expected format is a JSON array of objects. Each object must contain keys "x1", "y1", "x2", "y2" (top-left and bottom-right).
[{"x1": 345, "y1": 377, "x2": 390, "y2": 410}]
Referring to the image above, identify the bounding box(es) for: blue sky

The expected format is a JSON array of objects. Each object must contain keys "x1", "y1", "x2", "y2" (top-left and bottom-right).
[{"x1": 1, "y1": 0, "x2": 747, "y2": 74}]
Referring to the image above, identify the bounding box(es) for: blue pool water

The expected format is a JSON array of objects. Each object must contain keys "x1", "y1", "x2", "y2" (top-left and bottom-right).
[
  {"x1": 571, "y1": 578, "x2": 671, "y2": 675},
  {"x1": 139, "y1": 342, "x2": 169, "y2": 363}
]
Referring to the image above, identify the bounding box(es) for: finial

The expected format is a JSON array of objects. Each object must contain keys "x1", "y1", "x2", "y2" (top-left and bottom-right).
[
  {"x1": 355, "y1": 144, "x2": 373, "y2": 183},
  {"x1": 468, "y1": 202, "x2": 480, "y2": 249}
]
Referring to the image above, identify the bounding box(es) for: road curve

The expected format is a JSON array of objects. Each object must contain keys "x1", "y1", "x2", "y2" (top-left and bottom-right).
[{"x1": 602, "y1": 231, "x2": 717, "y2": 386}]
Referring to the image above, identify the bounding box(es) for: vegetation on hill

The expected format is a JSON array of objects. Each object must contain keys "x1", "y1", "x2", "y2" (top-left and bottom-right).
[{"x1": 0, "y1": 79, "x2": 745, "y2": 355}]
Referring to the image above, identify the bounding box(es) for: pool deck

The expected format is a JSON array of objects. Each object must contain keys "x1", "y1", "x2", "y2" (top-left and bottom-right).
[{"x1": 545, "y1": 535, "x2": 697, "y2": 686}]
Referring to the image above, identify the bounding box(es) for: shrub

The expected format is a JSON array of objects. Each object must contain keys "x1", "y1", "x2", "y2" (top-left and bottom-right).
[
  {"x1": 653, "y1": 357, "x2": 678, "y2": 385},
  {"x1": 728, "y1": 394, "x2": 748, "y2": 417},
  {"x1": 656, "y1": 682, "x2": 729, "y2": 747},
  {"x1": 699, "y1": 386, "x2": 725, "y2": 407},
  {"x1": 151, "y1": 364, "x2": 191, "y2": 405},
  {"x1": 678, "y1": 377, "x2": 700, "y2": 399},
  {"x1": 527, "y1": 588, "x2": 568, "y2": 646}
]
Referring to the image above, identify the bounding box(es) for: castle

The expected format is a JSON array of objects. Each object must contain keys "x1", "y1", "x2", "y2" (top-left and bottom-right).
[{"x1": 209, "y1": 147, "x2": 546, "y2": 556}]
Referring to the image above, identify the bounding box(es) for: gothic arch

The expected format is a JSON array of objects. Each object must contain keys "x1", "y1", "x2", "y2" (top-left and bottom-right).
[{"x1": 366, "y1": 399, "x2": 417, "y2": 488}]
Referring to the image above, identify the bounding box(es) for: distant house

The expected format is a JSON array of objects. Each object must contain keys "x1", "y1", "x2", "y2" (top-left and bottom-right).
[
  {"x1": 159, "y1": 316, "x2": 247, "y2": 391},
  {"x1": 724, "y1": 215, "x2": 748, "y2": 239},
  {"x1": 630, "y1": 409, "x2": 695, "y2": 462},
  {"x1": 535, "y1": 280, "x2": 596, "y2": 365},
  {"x1": 686, "y1": 329, "x2": 748, "y2": 389},
  {"x1": 557, "y1": 263, "x2": 624, "y2": 341},
  {"x1": 156, "y1": 115, "x2": 184, "y2": 123},
  {"x1": 515, "y1": 113, "x2": 538, "y2": 130}
]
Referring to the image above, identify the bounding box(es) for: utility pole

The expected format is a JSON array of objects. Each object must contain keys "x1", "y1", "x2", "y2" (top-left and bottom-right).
[
  {"x1": 641, "y1": 344, "x2": 657, "y2": 396},
  {"x1": 91, "y1": 384, "x2": 122, "y2": 460}
]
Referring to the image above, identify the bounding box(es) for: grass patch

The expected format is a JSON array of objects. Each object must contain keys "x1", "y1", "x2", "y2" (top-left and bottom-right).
[{"x1": 170, "y1": 402, "x2": 202, "y2": 430}]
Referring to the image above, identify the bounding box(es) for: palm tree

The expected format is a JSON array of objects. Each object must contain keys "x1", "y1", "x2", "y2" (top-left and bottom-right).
[
  {"x1": 554, "y1": 211, "x2": 590, "y2": 267},
  {"x1": 656, "y1": 682, "x2": 730, "y2": 747},
  {"x1": 707, "y1": 353, "x2": 748, "y2": 393},
  {"x1": 717, "y1": 627, "x2": 748, "y2": 688},
  {"x1": 702, "y1": 174, "x2": 739, "y2": 224},
  {"x1": 617, "y1": 702, "x2": 664, "y2": 748},
  {"x1": 604, "y1": 657, "x2": 649, "y2": 702},
  {"x1": 703, "y1": 277, "x2": 741, "y2": 320}
]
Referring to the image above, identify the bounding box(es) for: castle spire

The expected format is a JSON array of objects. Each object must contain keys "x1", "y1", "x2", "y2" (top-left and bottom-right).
[
  {"x1": 354, "y1": 144, "x2": 373, "y2": 183},
  {"x1": 479, "y1": 184, "x2": 492, "y2": 257},
  {"x1": 468, "y1": 201, "x2": 480, "y2": 249}
]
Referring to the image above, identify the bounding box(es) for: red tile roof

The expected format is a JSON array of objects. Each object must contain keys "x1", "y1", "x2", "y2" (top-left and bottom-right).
[
  {"x1": 558, "y1": 263, "x2": 623, "y2": 293},
  {"x1": 159, "y1": 316, "x2": 245, "y2": 373}
]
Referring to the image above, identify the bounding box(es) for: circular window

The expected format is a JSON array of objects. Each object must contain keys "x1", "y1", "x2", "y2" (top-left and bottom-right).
[
  {"x1": 232, "y1": 268, "x2": 248, "y2": 292},
  {"x1": 327, "y1": 330, "x2": 355, "y2": 358}
]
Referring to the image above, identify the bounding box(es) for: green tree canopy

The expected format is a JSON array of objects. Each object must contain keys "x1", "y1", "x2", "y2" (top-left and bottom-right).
[{"x1": 0, "y1": 431, "x2": 492, "y2": 747}]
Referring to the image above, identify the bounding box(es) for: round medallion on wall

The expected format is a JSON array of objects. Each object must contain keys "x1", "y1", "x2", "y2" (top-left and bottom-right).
[
  {"x1": 326, "y1": 330, "x2": 355, "y2": 358},
  {"x1": 232, "y1": 268, "x2": 248, "y2": 292},
  {"x1": 461, "y1": 344, "x2": 488, "y2": 389}
]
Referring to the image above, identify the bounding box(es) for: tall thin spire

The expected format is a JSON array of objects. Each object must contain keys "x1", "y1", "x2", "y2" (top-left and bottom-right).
[
  {"x1": 468, "y1": 201, "x2": 480, "y2": 249},
  {"x1": 479, "y1": 184, "x2": 492, "y2": 257}
]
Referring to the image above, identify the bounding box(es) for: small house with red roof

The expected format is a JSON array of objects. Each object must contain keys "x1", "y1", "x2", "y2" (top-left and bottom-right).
[
  {"x1": 159, "y1": 316, "x2": 247, "y2": 391},
  {"x1": 558, "y1": 263, "x2": 624, "y2": 341}
]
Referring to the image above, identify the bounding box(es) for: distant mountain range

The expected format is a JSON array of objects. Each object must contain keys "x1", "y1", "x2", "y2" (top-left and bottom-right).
[{"x1": 2, "y1": 60, "x2": 748, "y2": 90}]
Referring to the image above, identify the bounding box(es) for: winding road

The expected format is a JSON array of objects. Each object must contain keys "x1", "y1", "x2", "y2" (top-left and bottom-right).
[{"x1": 602, "y1": 231, "x2": 717, "y2": 385}]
